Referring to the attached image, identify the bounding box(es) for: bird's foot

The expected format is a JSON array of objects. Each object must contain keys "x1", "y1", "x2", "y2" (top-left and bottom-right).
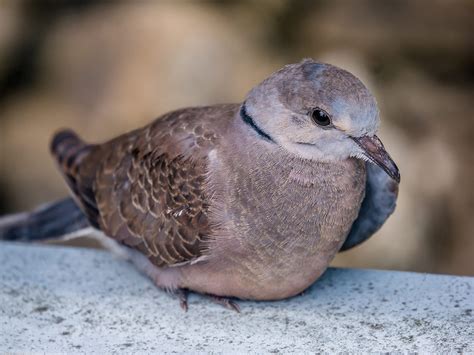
[
  {"x1": 174, "y1": 288, "x2": 189, "y2": 312},
  {"x1": 206, "y1": 294, "x2": 241, "y2": 313},
  {"x1": 172, "y1": 289, "x2": 240, "y2": 313}
]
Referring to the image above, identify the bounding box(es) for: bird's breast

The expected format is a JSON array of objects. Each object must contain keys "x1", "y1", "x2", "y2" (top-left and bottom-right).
[{"x1": 181, "y1": 149, "x2": 366, "y2": 300}]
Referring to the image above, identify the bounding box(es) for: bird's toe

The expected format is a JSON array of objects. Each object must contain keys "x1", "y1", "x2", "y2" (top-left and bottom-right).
[
  {"x1": 174, "y1": 288, "x2": 189, "y2": 312},
  {"x1": 206, "y1": 294, "x2": 241, "y2": 313}
]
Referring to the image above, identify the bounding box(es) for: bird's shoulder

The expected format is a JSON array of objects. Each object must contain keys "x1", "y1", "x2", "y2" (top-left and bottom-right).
[{"x1": 142, "y1": 104, "x2": 238, "y2": 159}]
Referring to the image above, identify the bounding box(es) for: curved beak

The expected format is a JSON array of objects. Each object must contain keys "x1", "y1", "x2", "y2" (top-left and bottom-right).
[{"x1": 351, "y1": 135, "x2": 400, "y2": 183}]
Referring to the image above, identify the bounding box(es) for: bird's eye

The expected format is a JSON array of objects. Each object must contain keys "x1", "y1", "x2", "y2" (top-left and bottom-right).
[{"x1": 310, "y1": 108, "x2": 331, "y2": 127}]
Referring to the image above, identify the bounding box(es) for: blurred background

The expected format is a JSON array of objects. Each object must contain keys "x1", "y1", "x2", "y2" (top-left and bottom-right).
[{"x1": 0, "y1": 0, "x2": 473, "y2": 275}]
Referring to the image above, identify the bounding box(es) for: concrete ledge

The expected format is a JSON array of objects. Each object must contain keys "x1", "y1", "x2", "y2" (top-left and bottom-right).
[{"x1": 0, "y1": 242, "x2": 472, "y2": 353}]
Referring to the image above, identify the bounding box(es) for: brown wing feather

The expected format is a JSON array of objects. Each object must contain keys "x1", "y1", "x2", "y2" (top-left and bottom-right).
[
  {"x1": 50, "y1": 130, "x2": 100, "y2": 228},
  {"x1": 51, "y1": 105, "x2": 235, "y2": 267}
]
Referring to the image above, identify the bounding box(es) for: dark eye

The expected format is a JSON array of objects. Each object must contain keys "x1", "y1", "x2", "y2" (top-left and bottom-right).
[{"x1": 310, "y1": 108, "x2": 331, "y2": 127}]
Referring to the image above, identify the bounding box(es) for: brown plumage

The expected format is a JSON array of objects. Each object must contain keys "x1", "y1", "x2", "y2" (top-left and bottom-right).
[
  {"x1": 51, "y1": 106, "x2": 232, "y2": 268},
  {"x1": 5, "y1": 59, "x2": 400, "y2": 311}
]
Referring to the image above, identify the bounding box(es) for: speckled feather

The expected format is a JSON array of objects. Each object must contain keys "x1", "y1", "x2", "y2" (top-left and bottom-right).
[{"x1": 51, "y1": 105, "x2": 234, "y2": 267}]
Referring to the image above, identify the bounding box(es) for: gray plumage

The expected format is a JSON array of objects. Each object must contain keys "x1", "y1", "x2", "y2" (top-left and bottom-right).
[
  {"x1": 0, "y1": 59, "x2": 399, "y2": 310},
  {"x1": 342, "y1": 163, "x2": 398, "y2": 250}
]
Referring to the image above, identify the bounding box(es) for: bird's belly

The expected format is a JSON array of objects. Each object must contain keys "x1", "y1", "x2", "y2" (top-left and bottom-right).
[
  {"x1": 179, "y1": 214, "x2": 352, "y2": 300},
  {"x1": 180, "y1": 244, "x2": 340, "y2": 300}
]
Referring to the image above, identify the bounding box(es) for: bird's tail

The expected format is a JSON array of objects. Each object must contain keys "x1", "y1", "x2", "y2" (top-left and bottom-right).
[{"x1": 0, "y1": 198, "x2": 90, "y2": 242}]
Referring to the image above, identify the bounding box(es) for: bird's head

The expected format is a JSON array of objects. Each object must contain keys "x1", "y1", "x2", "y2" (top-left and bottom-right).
[{"x1": 242, "y1": 58, "x2": 400, "y2": 182}]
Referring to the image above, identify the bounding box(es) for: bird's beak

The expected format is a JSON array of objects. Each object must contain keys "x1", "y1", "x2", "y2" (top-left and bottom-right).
[{"x1": 351, "y1": 135, "x2": 400, "y2": 183}]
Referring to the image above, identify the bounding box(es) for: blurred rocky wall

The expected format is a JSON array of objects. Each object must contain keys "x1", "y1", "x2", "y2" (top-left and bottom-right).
[{"x1": 0, "y1": 0, "x2": 473, "y2": 275}]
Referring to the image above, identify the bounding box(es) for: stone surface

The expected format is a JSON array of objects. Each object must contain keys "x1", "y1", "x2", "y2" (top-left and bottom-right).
[{"x1": 0, "y1": 242, "x2": 472, "y2": 353}]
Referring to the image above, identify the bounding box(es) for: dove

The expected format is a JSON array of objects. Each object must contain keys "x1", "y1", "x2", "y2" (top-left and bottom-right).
[{"x1": 0, "y1": 59, "x2": 399, "y2": 311}]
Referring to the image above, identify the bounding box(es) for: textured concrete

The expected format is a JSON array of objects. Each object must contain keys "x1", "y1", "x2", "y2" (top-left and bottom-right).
[{"x1": 0, "y1": 242, "x2": 472, "y2": 353}]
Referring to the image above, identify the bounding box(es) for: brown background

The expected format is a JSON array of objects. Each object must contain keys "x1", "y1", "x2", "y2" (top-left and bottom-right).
[{"x1": 0, "y1": 1, "x2": 473, "y2": 275}]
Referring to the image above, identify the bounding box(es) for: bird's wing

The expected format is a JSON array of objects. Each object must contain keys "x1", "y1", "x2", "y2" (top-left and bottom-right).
[
  {"x1": 50, "y1": 130, "x2": 101, "y2": 229},
  {"x1": 340, "y1": 162, "x2": 399, "y2": 251},
  {"x1": 51, "y1": 105, "x2": 236, "y2": 267}
]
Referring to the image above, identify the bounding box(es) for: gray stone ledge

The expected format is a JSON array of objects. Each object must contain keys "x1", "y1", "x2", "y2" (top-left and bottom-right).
[{"x1": 0, "y1": 241, "x2": 472, "y2": 353}]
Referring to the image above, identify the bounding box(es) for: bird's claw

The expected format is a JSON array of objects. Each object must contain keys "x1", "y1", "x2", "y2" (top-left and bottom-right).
[
  {"x1": 175, "y1": 289, "x2": 189, "y2": 312},
  {"x1": 173, "y1": 289, "x2": 240, "y2": 313},
  {"x1": 207, "y1": 295, "x2": 241, "y2": 313}
]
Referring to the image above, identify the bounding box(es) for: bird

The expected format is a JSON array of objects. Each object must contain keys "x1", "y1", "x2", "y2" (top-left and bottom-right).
[{"x1": 0, "y1": 58, "x2": 399, "y2": 311}]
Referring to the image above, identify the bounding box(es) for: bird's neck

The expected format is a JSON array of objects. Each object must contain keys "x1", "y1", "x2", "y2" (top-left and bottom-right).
[
  {"x1": 239, "y1": 103, "x2": 275, "y2": 143},
  {"x1": 217, "y1": 112, "x2": 366, "y2": 239}
]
